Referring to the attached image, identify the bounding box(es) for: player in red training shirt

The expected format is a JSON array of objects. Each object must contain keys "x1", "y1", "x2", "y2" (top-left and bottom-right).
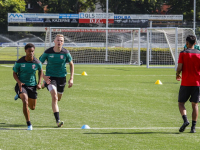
[{"x1": 176, "y1": 35, "x2": 200, "y2": 133}]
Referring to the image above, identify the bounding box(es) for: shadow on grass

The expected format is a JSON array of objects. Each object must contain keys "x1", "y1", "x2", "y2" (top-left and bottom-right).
[
  {"x1": 0, "y1": 128, "x2": 26, "y2": 130},
  {"x1": 84, "y1": 132, "x2": 180, "y2": 134},
  {"x1": 0, "y1": 123, "x2": 26, "y2": 127},
  {"x1": 105, "y1": 68, "x2": 132, "y2": 71},
  {"x1": 0, "y1": 123, "x2": 55, "y2": 130}
]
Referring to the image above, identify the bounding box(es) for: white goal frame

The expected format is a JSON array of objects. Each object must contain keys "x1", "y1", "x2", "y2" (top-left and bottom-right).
[
  {"x1": 146, "y1": 27, "x2": 196, "y2": 68},
  {"x1": 45, "y1": 27, "x2": 141, "y2": 65}
]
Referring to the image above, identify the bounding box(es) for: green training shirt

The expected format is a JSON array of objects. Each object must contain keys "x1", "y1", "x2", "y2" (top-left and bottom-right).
[
  {"x1": 39, "y1": 47, "x2": 72, "y2": 77},
  {"x1": 184, "y1": 44, "x2": 200, "y2": 50},
  {"x1": 13, "y1": 56, "x2": 42, "y2": 86}
]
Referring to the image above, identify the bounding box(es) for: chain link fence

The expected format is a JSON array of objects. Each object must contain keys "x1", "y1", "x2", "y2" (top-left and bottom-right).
[{"x1": 1, "y1": 21, "x2": 200, "y2": 63}]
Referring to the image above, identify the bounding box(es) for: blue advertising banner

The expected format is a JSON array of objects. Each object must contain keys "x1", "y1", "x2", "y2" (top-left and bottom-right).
[
  {"x1": 8, "y1": 13, "x2": 79, "y2": 23},
  {"x1": 26, "y1": 18, "x2": 44, "y2": 23},
  {"x1": 59, "y1": 14, "x2": 79, "y2": 19}
]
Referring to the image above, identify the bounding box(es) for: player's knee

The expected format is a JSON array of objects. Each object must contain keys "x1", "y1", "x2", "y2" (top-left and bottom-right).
[
  {"x1": 22, "y1": 99, "x2": 28, "y2": 106},
  {"x1": 30, "y1": 106, "x2": 35, "y2": 110},
  {"x1": 52, "y1": 96, "x2": 58, "y2": 103}
]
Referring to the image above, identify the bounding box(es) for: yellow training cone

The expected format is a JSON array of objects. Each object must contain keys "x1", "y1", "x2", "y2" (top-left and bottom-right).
[
  {"x1": 155, "y1": 80, "x2": 162, "y2": 85},
  {"x1": 81, "y1": 71, "x2": 88, "y2": 76}
]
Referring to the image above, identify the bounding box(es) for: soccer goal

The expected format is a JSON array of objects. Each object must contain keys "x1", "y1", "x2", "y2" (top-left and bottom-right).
[
  {"x1": 45, "y1": 27, "x2": 141, "y2": 65},
  {"x1": 146, "y1": 27, "x2": 195, "y2": 68}
]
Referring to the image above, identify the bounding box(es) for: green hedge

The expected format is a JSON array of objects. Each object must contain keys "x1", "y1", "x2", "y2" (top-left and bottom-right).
[{"x1": 65, "y1": 47, "x2": 174, "y2": 64}]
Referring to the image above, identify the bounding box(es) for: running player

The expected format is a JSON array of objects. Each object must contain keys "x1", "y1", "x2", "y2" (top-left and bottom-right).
[
  {"x1": 13, "y1": 43, "x2": 43, "y2": 130},
  {"x1": 39, "y1": 34, "x2": 74, "y2": 127}
]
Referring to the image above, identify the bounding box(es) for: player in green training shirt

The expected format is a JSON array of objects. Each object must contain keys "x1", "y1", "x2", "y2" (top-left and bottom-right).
[
  {"x1": 13, "y1": 43, "x2": 43, "y2": 130},
  {"x1": 39, "y1": 34, "x2": 74, "y2": 127},
  {"x1": 184, "y1": 44, "x2": 200, "y2": 50}
]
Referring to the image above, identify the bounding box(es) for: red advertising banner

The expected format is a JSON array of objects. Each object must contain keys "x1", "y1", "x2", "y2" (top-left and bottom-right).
[
  {"x1": 52, "y1": 29, "x2": 135, "y2": 33},
  {"x1": 79, "y1": 19, "x2": 114, "y2": 24}
]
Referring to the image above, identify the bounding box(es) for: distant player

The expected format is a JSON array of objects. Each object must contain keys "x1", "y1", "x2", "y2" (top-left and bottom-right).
[
  {"x1": 13, "y1": 43, "x2": 43, "y2": 130},
  {"x1": 39, "y1": 34, "x2": 74, "y2": 127},
  {"x1": 176, "y1": 35, "x2": 200, "y2": 133},
  {"x1": 184, "y1": 44, "x2": 200, "y2": 50}
]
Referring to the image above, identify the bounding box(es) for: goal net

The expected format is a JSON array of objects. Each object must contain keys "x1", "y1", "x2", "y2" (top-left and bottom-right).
[
  {"x1": 146, "y1": 28, "x2": 195, "y2": 68},
  {"x1": 45, "y1": 27, "x2": 141, "y2": 65}
]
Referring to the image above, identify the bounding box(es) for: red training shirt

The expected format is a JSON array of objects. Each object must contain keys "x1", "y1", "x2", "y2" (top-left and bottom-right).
[{"x1": 178, "y1": 48, "x2": 200, "y2": 86}]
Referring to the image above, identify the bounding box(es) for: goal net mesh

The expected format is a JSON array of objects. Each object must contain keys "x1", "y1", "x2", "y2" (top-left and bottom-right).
[
  {"x1": 45, "y1": 28, "x2": 140, "y2": 65},
  {"x1": 147, "y1": 28, "x2": 195, "y2": 68}
]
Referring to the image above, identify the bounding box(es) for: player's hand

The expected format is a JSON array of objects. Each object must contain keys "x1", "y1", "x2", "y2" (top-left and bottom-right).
[
  {"x1": 37, "y1": 84, "x2": 41, "y2": 90},
  {"x1": 44, "y1": 75, "x2": 51, "y2": 84},
  {"x1": 176, "y1": 74, "x2": 181, "y2": 81},
  {"x1": 18, "y1": 82, "x2": 25, "y2": 92},
  {"x1": 68, "y1": 78, "x2": 73, "y2": 88}
]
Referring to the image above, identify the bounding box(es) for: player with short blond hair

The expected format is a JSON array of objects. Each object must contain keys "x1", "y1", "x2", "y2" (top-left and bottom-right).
[{"x1": 39, "y1": 34, "x2": 74, "y2": 127}]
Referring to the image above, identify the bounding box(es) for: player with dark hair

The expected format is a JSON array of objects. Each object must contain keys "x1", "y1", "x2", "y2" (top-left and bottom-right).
[
  {"x1": 13, "y1": 43, "x2": 43, "y2": 130},
  {"x1": 39, "y1": 34, "x2": 74, "y2": 127},
  {"x1": 176, "y1": 35, "x2": 200, "y2": 133}
]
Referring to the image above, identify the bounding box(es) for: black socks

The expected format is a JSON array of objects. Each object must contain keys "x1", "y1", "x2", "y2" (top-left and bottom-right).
[
  {"x1": 54, "y1": 112, "x2": 60, "y2": 123},
  {"x1": 27, "y1": 121, "x2": 31, "y2": 126},
  {"x1": 182, "y1": 115, "x2": 189, "y2": 123},
  {"x1": 191, "y1": 121, "x2": 197, "y2": 129}
]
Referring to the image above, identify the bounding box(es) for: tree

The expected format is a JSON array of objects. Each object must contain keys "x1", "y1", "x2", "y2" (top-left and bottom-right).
[
  {"x1": 33, "y1": 0, "x2": 97, "y2": 13},
  {"x1": 166, "y1": 0, "x2": 200, "y2": 21},
  {"x1": 0, "y1": 0, "x2": 26, "y2": 32},
  {"x1": 98, "y1": 0, "x2": 166, "y2": 14}
]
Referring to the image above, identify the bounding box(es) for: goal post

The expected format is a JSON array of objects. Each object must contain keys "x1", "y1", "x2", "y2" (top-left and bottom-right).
[
  {"x1": 45, "y1": 27, "x2": 141, "y2": 65},
  {"x1": 146, "y1": 27, "x2": 196, "y2": 68}
]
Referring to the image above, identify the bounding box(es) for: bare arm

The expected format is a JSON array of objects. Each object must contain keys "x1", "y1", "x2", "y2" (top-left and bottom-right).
[
  {"x1": 13, "y1": 71, "x2": 24, "y2": 92},
  {"x1": 176, "y1": 63, "x2": 183, "y2": 81},
  {"x1": 37, "y1": 69, "x2": 43, "y2": 89},
  {"x1": 68, "y1": 60, "x2": 74, "y2": 88}
]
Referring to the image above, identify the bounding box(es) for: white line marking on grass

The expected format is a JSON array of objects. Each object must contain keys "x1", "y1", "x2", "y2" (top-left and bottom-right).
[
  {"x1": 93, "y1": 75, "x2": 175, "y2": 77},
  {"x1": 1, "y1": 127, "x2": 200, "y2": 130},
  {"x1": 42, "y1": 71, "x2": 81, "y2": 76},
  {"x1": 0, "y1": 65, "x2": 12, "y2": 67}
]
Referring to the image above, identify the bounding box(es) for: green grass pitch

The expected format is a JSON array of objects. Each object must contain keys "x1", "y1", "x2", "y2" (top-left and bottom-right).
[{"x1": 0, "y1": 64, "x2": 200, "y2": 149}]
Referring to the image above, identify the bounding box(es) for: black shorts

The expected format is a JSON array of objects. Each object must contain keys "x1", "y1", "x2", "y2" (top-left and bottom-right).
[
  {"x1": 178, "y1": 86, "x2": 200, "y2": 103},
  {"x1": 45, "y1": 77, "x2": 66, "y2": 94},
  {"x1": 15, "y1": 83, "x2": 37, "y2": 99}
]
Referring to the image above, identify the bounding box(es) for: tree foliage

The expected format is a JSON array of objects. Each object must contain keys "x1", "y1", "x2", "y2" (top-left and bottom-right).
[
  {"x1": 166, "y1": 0, "x2": 200, "y2": 21},
  {"x1": 0, "y1": 0, "x2": 26, "y2": 25},
  {"x1": 31, "y1": 0, "x2": 97, "y2": 13},
  {"x1": 98, "y1": 0, "x2": 166, "y2": 14}
]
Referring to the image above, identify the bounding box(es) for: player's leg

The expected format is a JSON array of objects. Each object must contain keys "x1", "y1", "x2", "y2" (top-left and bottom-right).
[
  {"x1": 19, "y1": 93, "x2": 30, "y2": 122},
  {"x1": 190, "y1": 102, "x2": 198, "y2": 133},
  {"x1": 47, "y1": 82, "x2": 63, "y2": 127},
  {"x1": 178, "y1": 86, "x2": 190, "y2": 132},
  {"x1": 189, "y1": 87, "x2": 199, "y2": 133},
  {"x1": 15, "y1": 84, "x2": 32, "y2": 130},
  {"x1": 50, "y1": 87, "x2": 59, "y2": 113},
  {"x1": 27, "y1": 86, "x2": 38, "y2": 110},
  {"x1": 19, "y1": 93, "x2": 32, "y2": 130},
  {"x1": 57, "y1": 77, "x2": 66, "y2": 102},
  {"x1": 179, "y1": 102, "x2": 187, "y2": 116},
  {"x1": 28, "y1": 98, "x2": 37, "y2": 110},
  {"x1": 57, "y1": 93, "x2": 63, "y2": 101},
  {"x1": 55, "y1": 77, "x2": 66, "y2": 126}
]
